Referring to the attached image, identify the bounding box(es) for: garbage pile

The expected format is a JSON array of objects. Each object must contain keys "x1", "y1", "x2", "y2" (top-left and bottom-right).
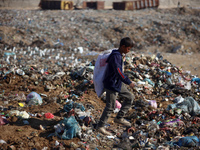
[
  {"x1": 0, "y1": 44, "x2": 200, "y2": 149},
  {"x1": 0, "y1": 7, "x2": 200, "y2": 150}
]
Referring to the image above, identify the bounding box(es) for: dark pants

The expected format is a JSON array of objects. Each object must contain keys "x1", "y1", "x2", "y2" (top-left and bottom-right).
[{"x1": 98, "y1": 83, "x2": 134, "y2": 127}]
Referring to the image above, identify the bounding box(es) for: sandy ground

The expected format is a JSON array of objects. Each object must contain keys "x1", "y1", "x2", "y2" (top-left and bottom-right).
[{"x1": 163, "y1": 53, "x2": 200, "y2": 76}]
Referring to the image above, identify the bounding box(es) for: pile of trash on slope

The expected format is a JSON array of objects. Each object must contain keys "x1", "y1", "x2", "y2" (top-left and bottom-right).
[{"x1": 0, "y1": 45, "x2": 200, "y2": 149}]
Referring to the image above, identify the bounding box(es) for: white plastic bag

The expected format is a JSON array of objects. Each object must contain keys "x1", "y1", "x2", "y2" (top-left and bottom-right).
[
  {"x1": 93, "y1": 49, "x2": 113, "y2": 97},
  {"x1": 174, "y1": 95, "x2": 184, "y2": 103}
]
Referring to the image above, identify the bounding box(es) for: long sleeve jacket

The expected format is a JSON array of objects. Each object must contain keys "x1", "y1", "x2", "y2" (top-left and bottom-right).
[{"x1": 103, "y1": 49, "x2": 131, "y2": 92}]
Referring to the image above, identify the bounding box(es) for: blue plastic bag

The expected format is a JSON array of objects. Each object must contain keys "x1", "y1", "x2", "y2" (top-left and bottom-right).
[
  {"x1": 74, "y1": 102, "x2": 85, "y2": 111},
  {"x1": 175, "y1": 136, "x2": 199, "y2": 147},
  {"x1": 63, "y1": 101, "x2": 74, "y2": 112},
  {"x1": 167, "y1": 97, "x2": 200, "y2": 116},
  {"x1": 58, "y1": 116, "x2": 81, "y2": 140},
  {"x1": 63, "y1": 101, "x2": 85, "y2": 112},
  {"x1": 191, "y1": 78, "x2": 200, "y2": 84}
]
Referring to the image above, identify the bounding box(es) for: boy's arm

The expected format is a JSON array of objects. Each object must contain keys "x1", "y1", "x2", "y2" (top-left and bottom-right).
[{"x1": 111, "y1": 55, "x2": 132, "y2": 85}]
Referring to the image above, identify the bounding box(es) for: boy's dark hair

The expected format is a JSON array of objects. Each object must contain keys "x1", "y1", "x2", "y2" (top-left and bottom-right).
[{"x1": 120, "y1": 37, "x2": 134, "y2": 47}]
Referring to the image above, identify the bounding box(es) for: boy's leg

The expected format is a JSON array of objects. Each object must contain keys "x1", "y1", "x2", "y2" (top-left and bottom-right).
[
  {"x1": 116, "y1": 83, "x2": 134, "y2": 119},
  {"x1": 98, "y1": 89, "x2": 117, "y2": 127}
]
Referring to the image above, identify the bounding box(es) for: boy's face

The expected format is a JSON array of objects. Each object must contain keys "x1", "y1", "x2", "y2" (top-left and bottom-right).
[{"x1": 122, "y1": 45, "x2": 132, "y2": 54}]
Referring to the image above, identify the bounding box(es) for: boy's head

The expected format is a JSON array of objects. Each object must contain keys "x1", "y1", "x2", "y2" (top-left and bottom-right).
[
  {"x1": 119, "y1": 37, "x2": 134, "y2": 54},
  {"x1": 120, "y1": 37, "x2": 134, "y2": 47}
]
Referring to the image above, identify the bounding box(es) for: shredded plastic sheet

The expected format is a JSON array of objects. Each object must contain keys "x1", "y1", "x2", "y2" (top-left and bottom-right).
[{"x1": 167, "y1": 97, "x2": 200, "y2": 116}]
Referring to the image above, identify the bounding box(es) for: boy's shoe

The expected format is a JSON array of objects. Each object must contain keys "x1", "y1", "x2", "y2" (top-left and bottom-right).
[
  {"x1": 114, "y1": 118, "x2": 131, "y2": 127},
  {"x1": 98, "y1": 127, "x2": 113, "y2": 136}
]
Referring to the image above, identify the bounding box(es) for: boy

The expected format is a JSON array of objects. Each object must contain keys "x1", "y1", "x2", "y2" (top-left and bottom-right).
[{"x1": 97, "y1": 37, "x2": 136, "y2": 135}]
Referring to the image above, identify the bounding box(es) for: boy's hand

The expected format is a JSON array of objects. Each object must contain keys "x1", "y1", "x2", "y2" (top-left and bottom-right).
[{"x1": 129, "y1": 81, "x2": 137, "y2": 88}]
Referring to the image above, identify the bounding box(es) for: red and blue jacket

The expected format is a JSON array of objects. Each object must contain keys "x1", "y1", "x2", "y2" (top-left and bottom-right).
[{"x1": 103, "y1": 49, "x2": 132, "y2": 92}]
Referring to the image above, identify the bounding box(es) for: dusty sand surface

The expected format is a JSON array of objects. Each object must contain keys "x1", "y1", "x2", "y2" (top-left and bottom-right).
[{"x1": 162, "y1": 53, "x2": 200, "y2": 76}]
